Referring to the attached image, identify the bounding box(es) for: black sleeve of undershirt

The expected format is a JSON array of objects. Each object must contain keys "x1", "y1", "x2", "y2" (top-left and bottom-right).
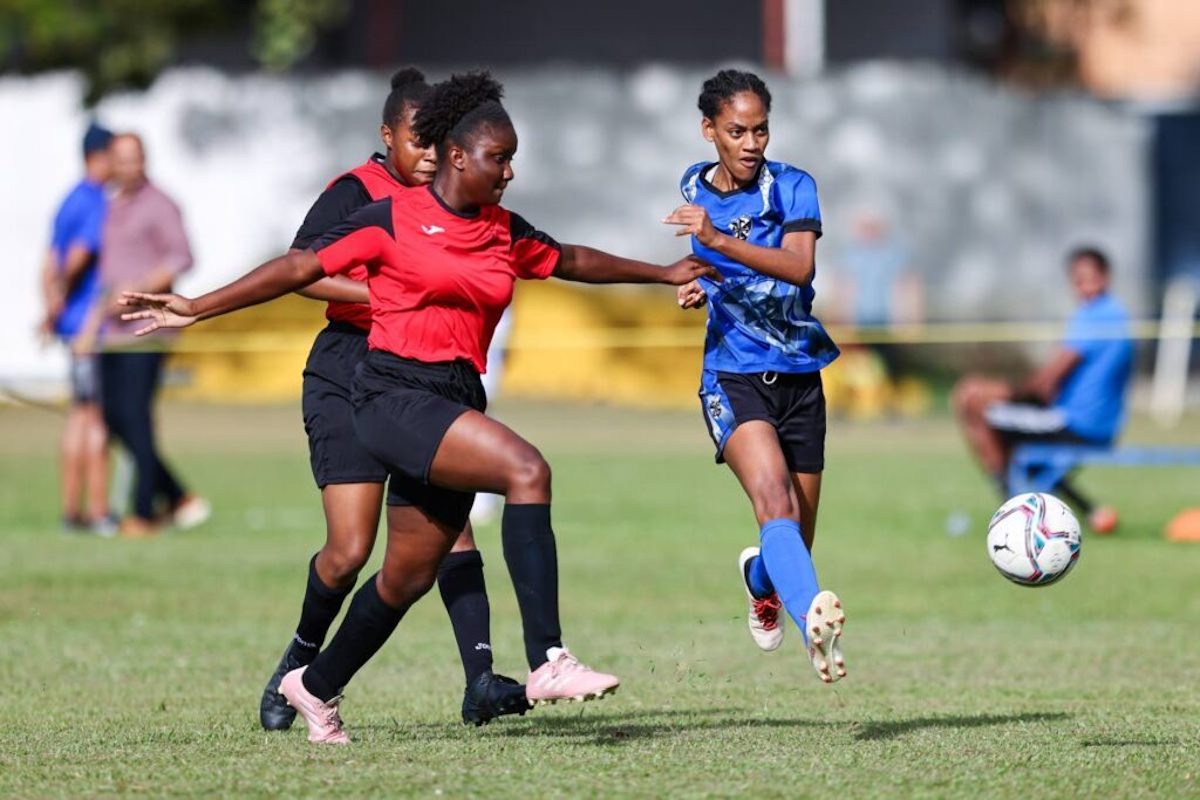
[{"x1": 291, "y1": 177, "x2": 373, "y2": 250}]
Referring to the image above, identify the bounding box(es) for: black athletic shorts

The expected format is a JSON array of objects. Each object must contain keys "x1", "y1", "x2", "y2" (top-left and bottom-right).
[
  {"x1": 699, "y1": 369, "x2": 826, "y2": 473},
  {"x1": 352, "y1": 349, "x2": 486, "y2": 531},
  {"x1": 301, "y1": 322, "x2": 388, "y2": 487}
]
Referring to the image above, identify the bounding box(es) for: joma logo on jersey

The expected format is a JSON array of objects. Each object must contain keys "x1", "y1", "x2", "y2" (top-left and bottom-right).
[{"x1": 727, "y1": 215, "x2": 752, "y2": 240}]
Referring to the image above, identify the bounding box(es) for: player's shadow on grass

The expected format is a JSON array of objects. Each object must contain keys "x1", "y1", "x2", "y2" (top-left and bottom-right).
[
  {"x1": 513, "y1": 711, "x2": 842, "y2": 746},
  {"x1": 853, "y1": 711, "x2": 1070, "y2": 741},
  {"x1": 1080, "y1": 736, "x2": 1179, "y2": 747},
  {"x1": 372, "y1": 708, "x2": 840, "y2": 747}
]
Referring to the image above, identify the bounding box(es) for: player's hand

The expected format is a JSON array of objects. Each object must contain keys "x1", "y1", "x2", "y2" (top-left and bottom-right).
[
  {"x1": 119, "y1": 291, "x2": 198, "y2": 335},
  {"x1": 663, "y1": 204, "x2": 719, "y2": 247},
  {"x1": 661, "y1": 255, "x2": 719, "y2": 286},
  {"x1": 677, "y1": 280, "x2": 708, "y2": 310}
]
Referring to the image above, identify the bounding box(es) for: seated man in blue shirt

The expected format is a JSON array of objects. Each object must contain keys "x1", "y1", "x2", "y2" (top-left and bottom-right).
[{"x1": 952, "y1": 247, "x2": 1134, "y2": 533}]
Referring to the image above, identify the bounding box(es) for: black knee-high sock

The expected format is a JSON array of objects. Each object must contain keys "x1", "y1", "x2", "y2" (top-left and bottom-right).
[
  {"x1": 501, "y1": 503, "x2": 562, "y2": 669},
  {"x1": 293, "y1": 555, "x2": 353, "y2": 655},
  {"x1": 438, "y1": 550, "x2": 494, "y2": 684},
  {"x1": 302, "y1": 574, "x2": 408, "y2": 702}
]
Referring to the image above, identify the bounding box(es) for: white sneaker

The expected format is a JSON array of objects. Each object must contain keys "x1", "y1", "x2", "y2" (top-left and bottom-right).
[
  {"x1": 172, "y1": 495, "x2": 211, "y2": 530},
  {"x1": 805, "y1": 590, "x2": 846, "y2": 683},
  {"x1": 738, "y1": 547, "x2": 784, "y2": 652}
]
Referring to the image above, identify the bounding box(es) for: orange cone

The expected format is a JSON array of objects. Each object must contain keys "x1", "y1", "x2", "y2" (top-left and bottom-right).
[{"x1": 1165, "y1": 508, "x2": 1200, "y2": 542}]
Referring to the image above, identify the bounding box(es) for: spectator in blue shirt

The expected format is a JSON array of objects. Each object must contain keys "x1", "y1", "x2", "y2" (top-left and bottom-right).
[
  {"x1": 952, "y1": 247, "x2": 1134, "y2": 532},
  {"x1": 40, "y1": 122, "x2": 115, "y2": 535}
]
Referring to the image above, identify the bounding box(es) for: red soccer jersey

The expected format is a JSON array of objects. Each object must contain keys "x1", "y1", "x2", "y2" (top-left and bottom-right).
[
  {"x1": 292, "y1": 156, "x2": 405, "y2": 330},
  {"x1": 311, "y1": 186, "x2": 561, "y2": 372}
]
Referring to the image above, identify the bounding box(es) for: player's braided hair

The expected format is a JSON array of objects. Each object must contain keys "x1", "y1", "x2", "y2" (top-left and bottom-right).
[
  {"x1": 412, "y1": 70, "x2": 510, "y2": 154},
  {"x1": 381, "y1": 67, "x2": 430, "y2": 126},
  {"x1": 697, "y1": 69, "x2": 772, "y2": 119}
]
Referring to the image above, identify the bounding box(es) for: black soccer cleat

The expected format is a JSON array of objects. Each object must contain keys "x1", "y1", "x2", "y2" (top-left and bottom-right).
[
  {"x1": 461, "y1": 670, "x2": 533, "y2": 727},
  {"x1": 259, "y1": 641, "x2": 315, "y2": 731}
]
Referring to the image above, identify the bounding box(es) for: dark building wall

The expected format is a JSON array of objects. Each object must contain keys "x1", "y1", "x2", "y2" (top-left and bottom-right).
[
  {"x1": 343, "y1": 0, "x2": 763, "y2": 67},
  {"x1": 826, "y1": 0, "x2": 955, "y2": 63}
]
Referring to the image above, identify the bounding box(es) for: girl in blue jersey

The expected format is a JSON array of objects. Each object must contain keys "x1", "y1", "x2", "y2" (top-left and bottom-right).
[{"x1": 665, "y1": 70, "x2": 847, "y2": 683}]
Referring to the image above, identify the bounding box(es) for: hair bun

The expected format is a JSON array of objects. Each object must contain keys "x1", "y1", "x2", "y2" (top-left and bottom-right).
[
  {"x1": 390, "y1": 67, "x2": 426, "y2": 90},
  {"x1": 412, "y1": 70, "x2": 506, "y2": 149}
]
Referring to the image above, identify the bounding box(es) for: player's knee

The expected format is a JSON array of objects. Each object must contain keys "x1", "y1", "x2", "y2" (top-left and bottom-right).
[
  {"x1": 321, "y1": 538, "x2": 372, "y2": 582},
  {"x1": 749, "y1": 478, "x2": 798, "y2": 525},
  {"x1": 507, "y1": 446, "x2": 551, "y2": 496},
  {"x1": 377, "y1": 566, "x2": 437, "y2": 607}
]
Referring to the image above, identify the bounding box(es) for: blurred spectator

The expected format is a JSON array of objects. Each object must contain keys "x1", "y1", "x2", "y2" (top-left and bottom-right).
[
  {"x1": 40, "y1": 122, "x2": 115, "y2": 535},
  {"x1": 90, "y1": 133, "x2": 210, "y2": 537},
  {"x1": 837, "y1": 209, "x2": 923, "y2": 376},
  {"x1": 951, "y1": 247, "x2": 1133, "y2": 531},
  {"x1": 823, "y1": 209, "x2": 927, "y2": 419}
]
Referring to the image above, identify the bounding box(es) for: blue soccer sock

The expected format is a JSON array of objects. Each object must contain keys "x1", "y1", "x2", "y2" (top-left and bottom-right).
[
  {"x1": 758, "y1": 518, "x2": 820, "y2": 641},
  {"x1": 746, "y1": 552, "x2": 775, "y2": 598}
]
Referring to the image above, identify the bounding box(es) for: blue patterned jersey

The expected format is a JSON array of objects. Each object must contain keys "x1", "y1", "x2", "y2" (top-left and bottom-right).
[{"x1": 681, "y1": 160, "x2": 839, "y2": 374}]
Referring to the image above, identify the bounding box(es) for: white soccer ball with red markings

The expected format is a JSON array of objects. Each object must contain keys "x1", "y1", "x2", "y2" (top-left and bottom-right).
[{"x1": 986, "y1": 492, "x2": 1082, "y2": 586}]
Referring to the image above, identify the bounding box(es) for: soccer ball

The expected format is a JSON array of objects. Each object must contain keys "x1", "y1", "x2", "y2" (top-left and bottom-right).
[{"x1": 986, "y1": 492, "x2": 1081, "y2": 586}]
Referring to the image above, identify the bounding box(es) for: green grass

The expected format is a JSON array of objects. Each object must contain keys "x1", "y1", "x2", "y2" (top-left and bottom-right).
[{"x1": 2, "y1": 402, "x2": 1199, "y2": 798}]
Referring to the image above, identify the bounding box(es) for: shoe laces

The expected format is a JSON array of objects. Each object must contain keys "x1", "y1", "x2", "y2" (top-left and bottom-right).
[
  {"x1": 549, "y1": 649, "x2": 584, "y2": 677},
  {"x1": 752, "y1": 595, "x2": 781, "y2": 630},
  {"x1": 322, "y1": 695, "x2": 345, "y2": 729}
]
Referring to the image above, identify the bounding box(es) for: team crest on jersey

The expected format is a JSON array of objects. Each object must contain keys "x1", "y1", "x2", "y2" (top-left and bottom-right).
[
  {"x1": 707, "y1": 394, "x2": 724, "y2": 420},
  {"x1": 727, "y1": 215, "x2": 753, "y2": 241}
]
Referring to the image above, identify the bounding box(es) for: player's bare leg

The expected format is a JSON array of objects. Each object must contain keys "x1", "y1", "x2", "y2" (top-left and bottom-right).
[
  {"x1": 791, "y1": 471, "x2": 845, "y2": 680},
  {"x1": 952, "y1": 376, "x2": 1014, "y2": 477},
  {"x1": 260, "y1": 482, "x2": 383, "y2": 731},
  {"x1": 431, "y1": 410, "x2": 619, "y2": 703},
  {"x1": 724, "y1": 423, "x2": 842, "y2": 682}
]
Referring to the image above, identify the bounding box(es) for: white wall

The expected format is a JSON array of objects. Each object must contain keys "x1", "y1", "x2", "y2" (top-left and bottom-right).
[{"x1": 1, "y1": 65, "x2": 1150, "y2": 387}]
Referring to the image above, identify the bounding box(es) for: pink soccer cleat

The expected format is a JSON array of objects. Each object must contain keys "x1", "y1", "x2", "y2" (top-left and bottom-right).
[
  {"x1": 526, "y1": 647, "x2": 620, "y2": 705},
  {"x1": 278, "y1": 667, "x2": 350, "y2": 745}
]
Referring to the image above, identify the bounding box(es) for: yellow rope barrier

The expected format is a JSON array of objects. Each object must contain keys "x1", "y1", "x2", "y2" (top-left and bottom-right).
[{"x1": 146, "y1": 320, "x2": 1199, "y2": 354}]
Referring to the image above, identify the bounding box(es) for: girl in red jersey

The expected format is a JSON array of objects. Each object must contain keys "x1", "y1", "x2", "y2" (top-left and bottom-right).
[
  {"x1": 122, "y1": 71, "x2": 711, "y2": 745},
  {"x1": 258, "y1": 68, "x2": 529, "y2": 733}
]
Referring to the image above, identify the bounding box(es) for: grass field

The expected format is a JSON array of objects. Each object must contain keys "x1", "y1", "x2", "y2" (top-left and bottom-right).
[{"x1": 2, "y1": 401, "x2": 1199, "y2": 798}]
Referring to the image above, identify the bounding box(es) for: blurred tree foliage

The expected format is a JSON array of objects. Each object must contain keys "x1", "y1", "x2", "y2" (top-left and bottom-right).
[{"x1": 0, "y1": 0, "x2": 348, "y2": 105}]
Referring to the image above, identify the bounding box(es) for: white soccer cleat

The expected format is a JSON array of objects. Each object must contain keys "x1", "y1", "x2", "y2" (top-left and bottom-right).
[
  {"x1": 172, "y1": 495, "x2": 211, "y2": 530},
  {"x1": 805, "y1": 590, "x2": 846, "y2": 683},
  {"x1": 738, "y1": 547, "x2": 784, "y2": 652}
]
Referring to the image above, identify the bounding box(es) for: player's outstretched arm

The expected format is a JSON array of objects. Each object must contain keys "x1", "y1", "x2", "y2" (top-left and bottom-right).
[
  {"x1": 554, "y1": 244, "x2": 714, "y2": 286},
  {"x1": 119, "y1": 249, "x2": 325, "y2": 336},
  {"x1": 287, "y1": 248, "x2": 370, "y2": 305},
  {"x1": 663, "y1": 204, "x2": 816, "y2": 287},
  {"x1": 296, "y1": 276, "x2": 370, "y2": 305}
]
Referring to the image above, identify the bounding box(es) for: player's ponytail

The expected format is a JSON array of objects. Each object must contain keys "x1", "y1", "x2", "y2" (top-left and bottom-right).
[
  {"x1": 381, "y1": 66, "x2": 430, "y2": 127},
  {"x1": 412, "y1": 70, "x2": 509, "y2": 154},
  {"x1": 698, "y1": 69, "x2": 772, "y2": 119}
]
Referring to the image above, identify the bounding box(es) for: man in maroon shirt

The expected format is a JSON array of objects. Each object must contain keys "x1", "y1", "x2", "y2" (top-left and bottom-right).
[{"x1": 95, "y1": 133, "x2": 209, "y2": 536}]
